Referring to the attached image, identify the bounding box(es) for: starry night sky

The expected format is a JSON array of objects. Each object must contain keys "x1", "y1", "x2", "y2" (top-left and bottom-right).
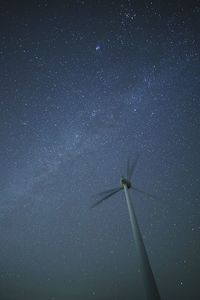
[{"x1": 0, "y1": 1, "x2": 200, "y2": 299}]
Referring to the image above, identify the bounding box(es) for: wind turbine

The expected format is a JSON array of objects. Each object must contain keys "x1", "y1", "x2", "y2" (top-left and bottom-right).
[{"x1": 92, "y1": 157, "x2": 161, "y2": 300}]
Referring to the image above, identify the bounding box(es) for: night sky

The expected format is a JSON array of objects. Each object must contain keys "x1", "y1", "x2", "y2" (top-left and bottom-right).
[{"x1": 0, "y1": 1, "x2": 200, "y2": 299}]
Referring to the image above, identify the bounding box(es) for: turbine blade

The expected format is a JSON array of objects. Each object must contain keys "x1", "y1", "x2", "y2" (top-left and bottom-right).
[
  {"x1": 92, "y1": 187, "x2": 120, "y2": 198},
  {"x1": 91, "y1": 187, "x2": 123, "y2": 208},
  {"x1": 127, "y1": 155, "x2": 139, "y2": 180},
  {"x1": 131, "y1": 186, "x2": 155, "y2": 199},
  {"x1": 127, "y1": 158, "x2": 131, "y2": 179}
]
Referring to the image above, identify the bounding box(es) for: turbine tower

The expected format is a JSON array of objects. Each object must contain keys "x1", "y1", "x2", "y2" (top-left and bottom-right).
[{"x1": 92, "y1": 157, "x2": 161, "y2": 300}]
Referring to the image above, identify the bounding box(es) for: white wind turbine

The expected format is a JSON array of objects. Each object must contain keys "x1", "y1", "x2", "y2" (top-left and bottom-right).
[{"x1": 92, "y1": 157, "x2": 161, "y2": 300}]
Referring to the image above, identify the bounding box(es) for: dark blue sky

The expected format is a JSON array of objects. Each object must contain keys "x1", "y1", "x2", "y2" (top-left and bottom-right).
[{"x1": 0, "y1": 1, "x2": 200, "y2": 299}]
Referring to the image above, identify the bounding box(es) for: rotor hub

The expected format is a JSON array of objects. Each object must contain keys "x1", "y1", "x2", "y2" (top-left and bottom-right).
[{"x1": 120, "y1": 177, "x2": 131, "y2": 189}]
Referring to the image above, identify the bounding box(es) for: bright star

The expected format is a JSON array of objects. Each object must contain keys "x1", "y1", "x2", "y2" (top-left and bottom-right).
[{"x1": 96, "y1": 45, "x2": 101, "y2": 51}]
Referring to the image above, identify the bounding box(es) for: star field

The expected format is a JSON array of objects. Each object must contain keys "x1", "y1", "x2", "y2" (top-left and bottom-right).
[{"x1": 0, "y1": 1, "x2": 200, "y2": 300}]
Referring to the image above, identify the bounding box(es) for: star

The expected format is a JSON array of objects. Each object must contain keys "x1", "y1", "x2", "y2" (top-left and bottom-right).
[{"x1": 95, "y1": 44, "x2": 101, "y2": 51}]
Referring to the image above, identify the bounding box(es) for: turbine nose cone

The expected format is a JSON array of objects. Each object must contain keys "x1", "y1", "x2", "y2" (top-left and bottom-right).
[
  {"x1": 120, "y1": 177, "x2": 131, "y2": 188},
  {"x1": 120, "y1": 177, "x2": 126, "y2": 185}
]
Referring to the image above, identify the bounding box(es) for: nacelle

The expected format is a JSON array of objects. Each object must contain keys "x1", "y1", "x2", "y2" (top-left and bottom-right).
[{"x1": 120, "y1": 177, "x2": 131, "y2": 189}]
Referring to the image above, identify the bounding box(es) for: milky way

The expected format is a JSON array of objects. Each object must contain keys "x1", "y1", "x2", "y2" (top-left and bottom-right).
[{"x1": 0, "y1": 1, "x2": 200, "y2": 299}]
